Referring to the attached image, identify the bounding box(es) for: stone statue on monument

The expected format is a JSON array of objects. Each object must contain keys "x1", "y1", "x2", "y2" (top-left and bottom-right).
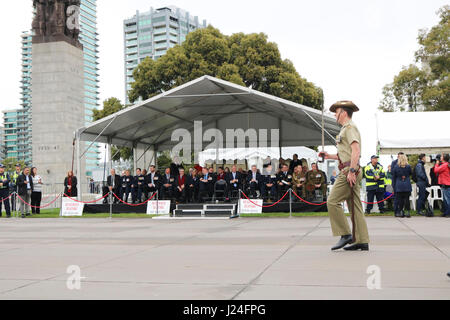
[
  {"x1": 32, "y1": 0, "x2": 46, "y2": 36},
  {"x1": 32, "y1": 0, "x2": 82, "y2": 48}
]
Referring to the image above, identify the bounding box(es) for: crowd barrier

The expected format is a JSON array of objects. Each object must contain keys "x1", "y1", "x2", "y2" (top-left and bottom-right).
[
  {"x1": 0, "y1": 187, "x2": 400, "y2": 219},
  {"x1": 237, "y1": 188, "x2": 395, "y2": 217}
]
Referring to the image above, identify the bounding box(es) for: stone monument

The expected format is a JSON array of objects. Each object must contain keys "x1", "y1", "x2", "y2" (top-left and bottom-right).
[{"x1": 31, "y1": 0, "x2": 86, "y2": 189}]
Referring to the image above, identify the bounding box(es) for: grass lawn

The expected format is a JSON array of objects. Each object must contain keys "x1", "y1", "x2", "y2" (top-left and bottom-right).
[{"x1": 0, "y1": 209, "x2": 430, "y2": 219}]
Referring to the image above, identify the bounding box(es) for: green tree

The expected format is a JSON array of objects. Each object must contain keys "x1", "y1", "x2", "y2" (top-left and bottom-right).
[
  {"x1": 93, "y1": 98, "x2": 132, "y2": 161},
  {"x1": 156, "y1": 151, "x2": 172, "y2": 170},
  {"x1": 379, "y1": 65, "x2": 427, "y2": 112},
  {"x1": 380, "y1": 6, "x2": 450, "y2": 112},
  {"x1": 129, "y1": 26, "x2": 324, "y2": 110},
  {"x1": 3, "y1": 158, "x2": 26, "y2": 173}
]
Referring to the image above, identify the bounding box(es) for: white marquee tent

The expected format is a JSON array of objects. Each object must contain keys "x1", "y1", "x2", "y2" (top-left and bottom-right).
[
  {"x1": 376, "y1": 111, "x2": 450, "y2": 155},
  {"x1": 75, "y1": 76, "x2": 341, "y2": 183}
]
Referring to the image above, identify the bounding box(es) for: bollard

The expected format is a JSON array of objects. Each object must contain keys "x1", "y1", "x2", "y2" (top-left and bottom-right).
[
  {"x1": 237, "y1": 189, "x2": 242, "y2": 216},
  {"x1": 59, "y1": 192, "x2": 63, "y2": 218},
  {"x1": 289, "y1": 189, "x2": 292, "y2": 218},
  {"x1": 109, "y1": 192, "x2": 113, "y2": 220},
  {"x1": 15, "y1": 192, "x2": 19, "y2": 219},
  {"x1": 156, "y1": 191, "x2": 159, "y2": 216}
]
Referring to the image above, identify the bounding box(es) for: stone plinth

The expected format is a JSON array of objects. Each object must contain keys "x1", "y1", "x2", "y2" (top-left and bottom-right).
[{"x1": 31, "y1": 41, "x2": 85, "y2": 187}]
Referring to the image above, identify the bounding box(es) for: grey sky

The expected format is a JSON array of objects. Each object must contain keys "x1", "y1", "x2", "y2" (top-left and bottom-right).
[{"x1": 0, "y1": 0, "x2": 447, "y2": 163}]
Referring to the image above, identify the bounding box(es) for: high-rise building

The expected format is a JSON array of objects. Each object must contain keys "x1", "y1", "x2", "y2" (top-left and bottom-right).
[
  {"x1": 124, "y1": 6, "x2": 207, "y2": 104},
  {"x1": 79, "y1": 0, "x2": 101, "y2": 175},
  {"x1": 3, "y1": 0, "x2": 100, "y2": 174},
  {"x1": 2, "y1": 32, "x2": 33, "y2": 165}
]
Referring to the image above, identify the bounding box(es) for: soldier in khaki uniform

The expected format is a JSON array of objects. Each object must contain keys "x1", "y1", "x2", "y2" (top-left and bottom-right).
[
  {"x1": 305, "y1": 163, "x2": 327, "y2": 200},
  {"x1": 319, "y1": 101, "x2": 370, "y2": 251},
  {"x1": 292, "y1": 165, "x2": 307, "y2": 199}
]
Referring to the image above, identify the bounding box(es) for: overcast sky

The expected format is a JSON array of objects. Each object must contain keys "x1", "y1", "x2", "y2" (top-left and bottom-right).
[{"x1": 0, "y1": 0, "x2": 447, "y2": 164}]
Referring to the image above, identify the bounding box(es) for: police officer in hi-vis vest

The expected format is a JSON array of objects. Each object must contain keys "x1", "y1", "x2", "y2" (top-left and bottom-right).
[
  {"x1": 10, "y1": 163, "x2": 21, "y2": 212},
  {"x1": 0, "y1": 164, "x2": 11, "y2": 218},
  {"x1": 364, "y1": 155, "x2": 386, "y2": 214},
  {"x1": 319, "y1": 101, "x2": 370, "y2": 251}
]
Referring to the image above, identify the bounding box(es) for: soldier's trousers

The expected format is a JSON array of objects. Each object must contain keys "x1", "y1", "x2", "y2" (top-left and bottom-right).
[{"x1": 327, "y1": 171, "x2": 370, "y2": 244}]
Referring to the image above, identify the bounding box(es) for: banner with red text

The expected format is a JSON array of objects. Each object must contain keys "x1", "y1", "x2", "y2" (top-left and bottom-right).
[{"x1": 60, "y1": 198, "x2": 84, "y2": 217}]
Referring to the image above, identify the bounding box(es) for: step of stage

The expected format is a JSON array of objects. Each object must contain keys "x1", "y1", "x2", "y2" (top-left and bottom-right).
[
  {"x1": 173, "y1": 203, "x2": 237, "y2": 219},
  {"x1": 173, "y1": 210, "x2": 203, "y2": 217},
  {"x1": 176, "y1": 204, "x2": 205, "y2": 210}
]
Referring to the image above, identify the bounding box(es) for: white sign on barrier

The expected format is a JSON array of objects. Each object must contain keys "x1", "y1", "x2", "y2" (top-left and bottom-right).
[
  {"x1": 146, "y1": 201, "x2": 171, "y2": 215},
  {"x1": 60, "y1": 198, "x2": 84, "y2": 217},
  {"x1": 238, "y1": 199, "x2": 263, "y2": 214}
]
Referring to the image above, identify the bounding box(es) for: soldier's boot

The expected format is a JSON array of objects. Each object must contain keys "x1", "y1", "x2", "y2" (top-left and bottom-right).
[
  {"x1": 331, "y1": 235, "x2": 353, "y2": 251},
  {"x1": 343, "y1": 243, "x2": 369, "y2": 251}
]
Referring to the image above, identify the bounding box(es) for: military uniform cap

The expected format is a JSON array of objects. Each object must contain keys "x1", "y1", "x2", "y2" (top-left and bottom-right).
[{"x1": 330, "y1": 101, "x2": 359, "y2": 113}]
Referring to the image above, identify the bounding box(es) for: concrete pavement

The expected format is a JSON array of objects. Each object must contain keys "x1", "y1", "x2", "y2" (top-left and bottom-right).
[{"x1": 0, "y1": 217, "x2": 448, "y2": 300}]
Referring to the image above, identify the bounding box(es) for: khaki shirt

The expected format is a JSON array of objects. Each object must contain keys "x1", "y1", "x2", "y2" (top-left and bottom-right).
[
  {"x1": 292, "y1": 172, "x2": 307, "y2": 186},
  {"x1": 306, "y1": 170, "x2": 325, "y2": 185},
  {"x1": 336, "y1": 120, "x2": 361, "y2": 164}
]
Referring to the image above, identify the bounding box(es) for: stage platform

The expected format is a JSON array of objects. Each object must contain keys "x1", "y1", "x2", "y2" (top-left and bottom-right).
[{"x1": 83, "y1": 200, "x2": 327, "y2": 214}]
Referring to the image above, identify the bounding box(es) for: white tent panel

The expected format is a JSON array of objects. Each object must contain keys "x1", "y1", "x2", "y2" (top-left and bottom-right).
[
  {"x1": 78, "y1": 76, "x2": 340, "y2": 152},
  {"x1": 377, "y1": 111, "x2": 450, "y2": 155}
]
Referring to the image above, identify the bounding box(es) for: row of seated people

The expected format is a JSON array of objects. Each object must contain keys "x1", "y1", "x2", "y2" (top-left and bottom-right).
[{"x1": 107, "y1": 162, "x2": 328, "y2": 204}]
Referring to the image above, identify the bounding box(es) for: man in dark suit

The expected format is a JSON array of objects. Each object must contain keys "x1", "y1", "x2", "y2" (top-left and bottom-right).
[
  {"x1": 199, "y1": 167, "x2": 215, "y2": 202},
  {"x1": 107, "y1": 169, "x2": 121, "y2": 204},
  {"x1": 145, "y1": 165, "x2": 161, "y2": 198},
  {"x1": 261, "y1": 164, "x2": 277, "y2": 202},
  {"x1": 120, "y1": 170, "x2": 133, "y2": 203},
  {"x1": 17, "y1": 167, "x2": 33, "y2": 218},
  {"x1": 277, "y1": 164, "x2": 292, "y2": 200},
  {"x1": 226, "y1": 165, "x2": 241, "y2": 199},
  {"x1": 289, "y1": 154, "x2": 302, "y2": 173},
  {"x1": 132, "y1": 168, "x2": 145, "y2": 203},
  {"x1": 160, "y1": 168, "x2": 175, "y2": 200},
  {"x1": 247, "y1": 165, "x2": 262, "y2": 198}
]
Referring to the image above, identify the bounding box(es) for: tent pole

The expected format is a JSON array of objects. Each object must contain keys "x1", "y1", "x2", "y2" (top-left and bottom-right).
[
  {"x1": 108, "y1": 137, "x2": 112, "y2": 175},
  {"x1": 155, "y1": 145, "x2": 159, "y2": 171},
  {"x1": 278, "y1": 118, "x2": 282, "y2": 159},
  {"x1": 76, "y1": 131, "x2": 81, "y2": 201},
  {"x1": 215, "y1": 120, "x2": 219, "y2": 170},
  {"x1": 133, "y1": 143, "x2": 137, "y2": 172}
]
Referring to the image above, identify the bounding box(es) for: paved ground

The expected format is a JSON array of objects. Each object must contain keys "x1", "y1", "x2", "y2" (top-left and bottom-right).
[{"x1": 0, "y1": 216, "x2": 448, "y2": 300}]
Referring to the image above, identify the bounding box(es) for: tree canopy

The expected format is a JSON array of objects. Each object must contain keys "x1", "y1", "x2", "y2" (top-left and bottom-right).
[
  {"x1": 129, "y1": 26, "x2": 324, "y2": 110},
  {"x1": 2, "y1": 158, "x2": 27, "y2": 173},
  {"x1": 380, "y1": 6, "x2": 449, "y2": 112}
]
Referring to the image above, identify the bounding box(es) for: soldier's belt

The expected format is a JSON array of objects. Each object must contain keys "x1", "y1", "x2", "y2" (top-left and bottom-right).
[{"x1": 338, "y1": 161, "x2": 351, "y2": 171}]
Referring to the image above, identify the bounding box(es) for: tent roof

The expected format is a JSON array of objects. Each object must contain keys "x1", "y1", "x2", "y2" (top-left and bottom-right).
[
  {"x1": 376, "y1": 111, "x2": 450, "y2": 155},
  {"x1": 78, "y1": 76, "x2": 340, "y2": 150}
]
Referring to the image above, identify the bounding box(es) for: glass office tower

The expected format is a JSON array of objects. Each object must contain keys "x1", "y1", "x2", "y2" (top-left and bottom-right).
[{"x1": 124, "y1": 6, "x2": 207, "y2": 104}]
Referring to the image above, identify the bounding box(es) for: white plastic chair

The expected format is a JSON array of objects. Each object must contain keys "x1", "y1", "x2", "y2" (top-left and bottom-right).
[
  {"x1": 409, "y1": 189, "x2": 417, "y2": 212},
  {"x1": 427, "y1": 186, "x2": 443, "y2": 209}
]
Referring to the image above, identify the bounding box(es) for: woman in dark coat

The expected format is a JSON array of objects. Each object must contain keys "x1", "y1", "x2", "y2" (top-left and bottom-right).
[
  {"x1": 64, "y1": 171, "x2": 78, "y2": 197},
  {"x1": 392, "y1": 155, "x2": 412, "y2": 218}
]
